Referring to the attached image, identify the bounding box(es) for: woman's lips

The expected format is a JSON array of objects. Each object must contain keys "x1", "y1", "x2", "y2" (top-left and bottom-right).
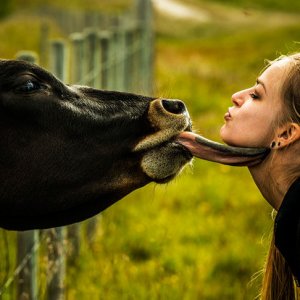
[{"x1": 224, "y1": 109, "x2": 232, "y2": 121}]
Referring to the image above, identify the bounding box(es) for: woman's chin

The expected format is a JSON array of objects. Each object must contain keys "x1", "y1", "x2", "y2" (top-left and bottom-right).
[
  {"x1": 219, "y1": 126, "x2": 234, "y2": 145},
  {"x1": 220, "y1": 127, "x2": 247, "y2": 147},
  {"x1": 220, "y1": 124, "x2": 269, "y2": 148}
]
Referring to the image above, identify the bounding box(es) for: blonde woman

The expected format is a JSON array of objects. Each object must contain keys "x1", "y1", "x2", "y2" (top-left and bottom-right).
[
  {"x1": 178, "y1": 53, "x2": 300, "y2": 298},
  {"x1": 220, "y1": 53, "x2": 300, "y2": 299}
]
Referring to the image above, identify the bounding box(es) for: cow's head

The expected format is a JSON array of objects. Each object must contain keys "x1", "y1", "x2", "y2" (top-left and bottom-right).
[
  {"x1": 0, "y1": 59, "x2": 194, "y2": 230},
  {"x1": 0, "y1": 60, "x2": 268, "y2": 230}
]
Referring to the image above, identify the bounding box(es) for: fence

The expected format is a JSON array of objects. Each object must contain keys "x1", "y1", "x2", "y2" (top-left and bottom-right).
[{"x1": 0, "y1": 0, "x2": 153, "y2": 298}]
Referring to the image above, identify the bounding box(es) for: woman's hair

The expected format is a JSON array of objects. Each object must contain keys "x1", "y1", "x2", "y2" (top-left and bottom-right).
[
  {"x1": 260, "y1": 53, "x2": 300, "y2": 300},
  {"x1": 260, "y1": 233, "x2": 299, "y2": 300},
  {"x1": 277, "y1": 53, "x2": 300, "y2": 184},
  {"x1": 264, "y1": 53, "x2": 300, "y2": 125},
  {"x1": 281, "y1": 53, "x2": 300, "y2": 124}
]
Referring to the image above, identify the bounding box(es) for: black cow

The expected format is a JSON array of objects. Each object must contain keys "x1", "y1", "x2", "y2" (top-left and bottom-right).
[{"x1": 0, "y1": 59, "x2": 267, "y2": 230}]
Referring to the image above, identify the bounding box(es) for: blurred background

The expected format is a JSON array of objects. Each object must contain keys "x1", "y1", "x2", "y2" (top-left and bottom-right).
[{"x1": 1, "y1": 0, "x2": 300, "y2": 299}]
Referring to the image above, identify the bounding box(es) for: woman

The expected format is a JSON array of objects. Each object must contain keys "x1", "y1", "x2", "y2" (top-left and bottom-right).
[{"x1": 220, "y1": 53, "x2": 300, "y2": 299}]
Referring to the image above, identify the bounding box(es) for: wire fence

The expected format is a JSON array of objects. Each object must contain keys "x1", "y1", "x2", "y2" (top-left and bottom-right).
[{"x1": 0, "y1": 0, "x2": 153, "y2": 298}]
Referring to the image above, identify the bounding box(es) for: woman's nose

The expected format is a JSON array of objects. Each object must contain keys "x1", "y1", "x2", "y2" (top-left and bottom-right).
[{"x1": 231, "y1": 91, "x2": 245, "y2": 107}]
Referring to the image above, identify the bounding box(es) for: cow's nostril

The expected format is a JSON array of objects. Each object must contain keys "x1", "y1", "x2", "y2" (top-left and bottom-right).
[{"x1": 162, "y1": 99, "x2": 186, "y2": 115}]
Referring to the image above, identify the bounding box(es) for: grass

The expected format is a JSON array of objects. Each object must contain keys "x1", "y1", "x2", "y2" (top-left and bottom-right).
[
  {"x1": 65, "y1": 163, "x2": 272, "y2": 299},
  {"x1": 1, "y1": 0, "x2": 300, "y2": 299}
]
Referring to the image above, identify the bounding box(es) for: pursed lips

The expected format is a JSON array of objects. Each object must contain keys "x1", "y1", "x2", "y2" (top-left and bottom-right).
[{"x1": 224, "y1": 108, "x2": 232, "y2": 121}]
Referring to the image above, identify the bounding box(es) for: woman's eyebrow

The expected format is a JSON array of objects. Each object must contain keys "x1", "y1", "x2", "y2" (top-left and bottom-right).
[{"x1": 256, "y1": 78, "x2": 267, "y2": 95}]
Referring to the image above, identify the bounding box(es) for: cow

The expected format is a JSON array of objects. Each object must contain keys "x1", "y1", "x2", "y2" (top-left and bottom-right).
[{"x1": 0, "y1": 59, "x2": 268, "y2": 230}]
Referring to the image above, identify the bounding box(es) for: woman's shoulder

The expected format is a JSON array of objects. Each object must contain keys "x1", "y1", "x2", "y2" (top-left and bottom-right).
[
  {"x1": 286, "y1": 177, "x2": 300, "y2": 198},
  {"x1": 274, "y1": 177, "x2": 300, "y2": 284},
  {"x1": 276, "y1": 177, "x2": 300, "y2": 220}
]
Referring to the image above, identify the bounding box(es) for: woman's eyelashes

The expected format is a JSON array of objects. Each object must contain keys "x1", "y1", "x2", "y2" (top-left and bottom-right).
[
  {"x1": 250, "y1": 88, "x2": 260, "y2": 100},
  {"x1": 250, "y1": 92, "x2": 259, "y2": 99}
]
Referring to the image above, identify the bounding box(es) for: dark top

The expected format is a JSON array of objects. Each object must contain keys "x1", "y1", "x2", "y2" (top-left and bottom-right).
[{"x1": 275, "y1": 177, "x2": 300, "y2": 285}]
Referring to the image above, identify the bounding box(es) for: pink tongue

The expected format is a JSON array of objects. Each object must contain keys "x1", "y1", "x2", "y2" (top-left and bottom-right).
[{"x1": 177, "y1": 132, "x2": 269, "y2": 167}]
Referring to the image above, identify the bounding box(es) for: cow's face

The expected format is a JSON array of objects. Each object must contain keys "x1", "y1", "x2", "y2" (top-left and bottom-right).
[{"x1": 0, "y1": 60, "x2": 192, "y2": 229}]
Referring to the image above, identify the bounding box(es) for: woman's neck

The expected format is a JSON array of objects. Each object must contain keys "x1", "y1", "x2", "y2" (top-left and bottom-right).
[{"x1": 248, "y1": 148, "x2": 299, "y2": 210}]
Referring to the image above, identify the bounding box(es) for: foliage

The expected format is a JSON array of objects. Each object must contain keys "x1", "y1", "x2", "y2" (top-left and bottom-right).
[
  {"x1": 8, "y1": 0, "x2": 131, "y2": 13},
  {"x1": 193, "y1": 0, "x2": 300, "y2": 13},
  {"x1": 65, "y1": 163, "x2": 273, "y2": 299},
  {"x1": 0, "y1": 0, "x2": 12, "y2": 19}
]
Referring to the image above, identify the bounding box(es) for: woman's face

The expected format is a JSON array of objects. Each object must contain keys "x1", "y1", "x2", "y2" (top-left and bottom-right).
[{"x1": 220, "y1": 59, "x2": 289, "y2": 148}]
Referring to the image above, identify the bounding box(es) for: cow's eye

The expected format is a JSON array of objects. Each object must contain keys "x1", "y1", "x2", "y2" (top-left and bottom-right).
[{"x1": 16, "y1": 80, "x2": 44, "y2": 93}]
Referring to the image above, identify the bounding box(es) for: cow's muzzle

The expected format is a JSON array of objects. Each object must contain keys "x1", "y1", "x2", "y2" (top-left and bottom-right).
[{"x1": 134, "y1": 98, "x2": 191, "y2": 152}]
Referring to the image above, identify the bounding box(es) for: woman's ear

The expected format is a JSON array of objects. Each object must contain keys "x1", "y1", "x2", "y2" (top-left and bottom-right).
[{"x1": 270, "y1": 123, "x2": 300, "y2": 149}]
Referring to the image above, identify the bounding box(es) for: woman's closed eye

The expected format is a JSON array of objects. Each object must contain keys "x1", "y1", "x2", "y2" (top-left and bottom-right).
[{"x1": 250, "y1": 92, "x2": 260, "y2": 100}]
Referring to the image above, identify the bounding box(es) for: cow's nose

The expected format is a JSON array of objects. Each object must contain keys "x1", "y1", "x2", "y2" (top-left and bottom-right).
[
  {"x1": 134, "y1": 98, "x2": 191, "y2": 152},
  {"x1": 162, "y1": 99, "x2": 186, "y2": 115},
  {"x1": 148, "y1": 98, "x2": 190, "y2": 131}
]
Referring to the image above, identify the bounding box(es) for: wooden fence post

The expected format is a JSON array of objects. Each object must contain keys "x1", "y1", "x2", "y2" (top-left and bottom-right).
[
  {"x1": 16, "y1": 230, "x2": 39, "y2": 300},
  {"x1": 81, "y1": 29, "x2": 102, "y2": 245},
  {"x1": 133, "y1": 25, "x2": 144, "y2": 93},
  {"x1": 47, "y1": 40, "x2": 67, "y2": 300},
  {"x1": 15, "y1": 51, "x2": 39, "y2": 300},
  {"x1": 99, "y1": 31, "x2": 112, "y2": 90},
  {"x1": 123, "y1": 25, "x2": 139, "y2": 93},
  {"x1": 84, "y1": 29, "x2": 101, "y2": 88},
  {"x1": 114, "y1": 17, "x2": 127, "y2": 91},
  {"x1": 70, "y1": 32, "x2": 85, "y2": 84},
  {"x1": 135, "y1": 0, "x2": 153, "y2": 94},
  {"x1": 15, "y1": 50, "x2": 39, "y2": 64},
  {"x1": 39, "y1": 22, "x2": 49, "y2": 67},
  {"x1": 50, "y1": 40, "x2": 68, "y2": 83},
  {"x1": 15, "y1": 51, "x2": 40, "y2": 300},
  {"x1": 65, "y1": 33, "x2": 85, "y2": 265},
  {"x1": 109, "y1": 29, "x2": 119, "y2": 90}
]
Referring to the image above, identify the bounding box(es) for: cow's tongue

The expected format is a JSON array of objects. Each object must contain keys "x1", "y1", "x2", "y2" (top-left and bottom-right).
[{"x1": 177, "y1": 132, "x2": 269, "y2": 167}]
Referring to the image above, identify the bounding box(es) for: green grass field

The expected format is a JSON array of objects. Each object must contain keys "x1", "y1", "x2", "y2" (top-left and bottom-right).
[{"x1": 1, "y1": 0, "x2": 300, "y2": 299}]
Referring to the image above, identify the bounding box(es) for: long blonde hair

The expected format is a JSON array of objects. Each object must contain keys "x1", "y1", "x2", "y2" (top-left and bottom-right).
[
  {"x1": 261, "y1": 233, "x2": 299, "y2": 299},
  {"x1": 260, "y1": 53, "x2": 300, "y2": 300}
]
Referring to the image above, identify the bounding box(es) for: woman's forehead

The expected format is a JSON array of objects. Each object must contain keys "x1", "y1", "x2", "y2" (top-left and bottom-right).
[
  {"x1": 258, "y1": 60, "x2": 290, "y2": 112},
  {"x1": 262, "y1": 59, "x2": 291, "y2": 83},
  {"x1": 272, "y1": 57, "x2": 292, "y2": 69}
]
